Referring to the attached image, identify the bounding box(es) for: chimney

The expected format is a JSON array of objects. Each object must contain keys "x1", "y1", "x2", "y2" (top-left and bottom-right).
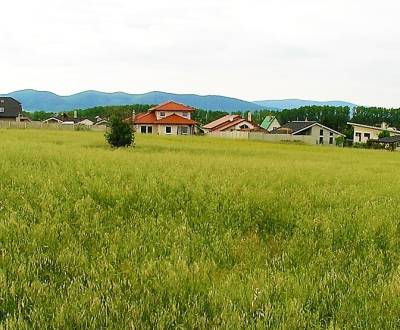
[
  {"x1": 381, "y1": 122, "x2": 388, "y2": 129},
  {"x1": 230, "y1": 115, "x2": 234, "y2": 122},
  {"x1": 74, "y1": 110, "x2": 78, "y2": 119},
  {"x1": 247, "y1": 112, "x2": 252, "y2": 122}
]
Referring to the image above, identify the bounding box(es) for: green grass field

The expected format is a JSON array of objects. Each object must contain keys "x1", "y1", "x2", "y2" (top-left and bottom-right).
[{"x1": 1, "y1": 129, "x2": 400, "y2": 328}]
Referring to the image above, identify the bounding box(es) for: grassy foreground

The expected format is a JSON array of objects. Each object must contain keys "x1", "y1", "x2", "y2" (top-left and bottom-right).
[{"x1": 1, "y1": 129, "x2": 400, "y2": 328}]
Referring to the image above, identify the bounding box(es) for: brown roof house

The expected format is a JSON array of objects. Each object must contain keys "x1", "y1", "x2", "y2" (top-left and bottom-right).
[
  {"x1": 203, "y1": 113, "x2": 262, "y2": 133},
  {"x1": 129, "y1": 101, "x2": 197, "y2": 135},
  {"x1": 0, "y1": 97, "x2": 30, "y2": 122}
]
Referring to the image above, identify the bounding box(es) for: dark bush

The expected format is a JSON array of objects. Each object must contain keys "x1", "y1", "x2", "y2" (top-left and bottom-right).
[{"x1": 105, "y1": 115, "x2": 134, "y2": 148}]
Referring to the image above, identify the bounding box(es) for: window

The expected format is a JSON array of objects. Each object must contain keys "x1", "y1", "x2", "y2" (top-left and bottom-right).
[
  {"x1": 181, "y1": 126, "x2": 188, "y2": 135},
  {"x1": 330, "y1": 132, "x2": 333, "y2": 136},
  {"x1": 319, "y1": 137, "x2": 324, "y2": 144},
  {"x1": 182, "y1": 112, "x2": 188, "y2": 118},
  {"x1": 364, "y1": 133, "x2": 371, "y2": 139},
  {"x1": 320, "y1": 129, "x2": 324, "y2": 136},
  {"x1": 0, "y1": 107, "x2": 4, "y2": 113},
  {"x1": 147, "y1": 126, "x2": 153, "y2": 134},
  {"x1": 329, "y1": 137, "x2": 334, "y2": 145},
  {"x1": 160, "y1": 112, "x2": 165, "y2": 117},
  {"x1": 165, "y1": 126, "x2": 172, "y2": 134},
  {"x1": 140, "y1": 126, "x2": 147, "y2": 133},
  {"x1": 355, "y1": 132, "x2": 362, "y2": 142}
]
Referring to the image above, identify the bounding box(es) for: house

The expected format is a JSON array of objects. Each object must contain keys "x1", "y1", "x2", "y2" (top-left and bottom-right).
[
  {"x1": 0, "y1": 97, "x2": 30, "y2": 122},
  {"x1": 260, "y1": 115, "x2": 281, "y2": 132},
  {"x1": 203, "y1": 114, "x2": 260, "y2": 133},
  {"x1": 43, "y1": 112, "x2": 94, "y2": 126},
  {"x1": 132, "y1": 101, "x2": 197, "y2": 135},
  {"x1": 93, "y1": 116, "x2": 108, "y2": 126},
  {"x1": 271, "y1": 121, "x2": 344, "y2": 145},
  {"x1": 347, "y1": 122, "x2": 400, "y2": 143}
]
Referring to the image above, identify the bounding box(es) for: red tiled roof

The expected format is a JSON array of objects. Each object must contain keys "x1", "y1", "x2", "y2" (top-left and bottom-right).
[
  {"x1": 133, "y1": 112, "x2": 157, "y2": 124},
  {"x1": 132, "y1": 112, "x2": 196, "y2": 125},
  {"x1": 149, "y1": 101, "x2": 195, "y2": 112},
  {"x1": 156, "y1": 114, "x2": 196, "y2": 125},
  {"x1": 213, "y1": 118, "x2": 246, "y2": 132}
]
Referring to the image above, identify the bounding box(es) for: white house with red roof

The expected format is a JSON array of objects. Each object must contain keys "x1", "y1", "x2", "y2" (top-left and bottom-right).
[
  {"x1": 203, "y1": 114, "x2": 258, "y2": 134},
  {"x1": 132, "y1": 101, "x2": 197, "y2": 135}
]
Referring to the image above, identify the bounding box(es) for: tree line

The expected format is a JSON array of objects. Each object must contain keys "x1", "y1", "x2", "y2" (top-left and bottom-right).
[{"x1": 25, "y1": 104, "x2": 400, "y2": 135}]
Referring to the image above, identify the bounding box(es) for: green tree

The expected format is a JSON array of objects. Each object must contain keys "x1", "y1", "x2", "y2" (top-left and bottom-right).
[
  {"x1": 378, "y1": 130, "x2": 390, "y2": 138},
  {"x1": 105, "y1": 115, "x2": 134, "y2": 148}
]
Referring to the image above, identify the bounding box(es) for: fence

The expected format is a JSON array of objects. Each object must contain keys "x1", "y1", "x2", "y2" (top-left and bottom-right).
[
  {"x1": 208, "y1": 131, "x2": 318, "y2": 145},
  {"x1": 0, "y1": 121, "x2": 107, "y2": 131}
]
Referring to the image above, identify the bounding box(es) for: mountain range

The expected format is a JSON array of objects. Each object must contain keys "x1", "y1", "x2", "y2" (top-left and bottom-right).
[
  {"x1": 1, "y1": 89, "x2": 356, "y2": 112},
  {"x1": 253, "y1": 99, "x2": 356, "y2": 109}
]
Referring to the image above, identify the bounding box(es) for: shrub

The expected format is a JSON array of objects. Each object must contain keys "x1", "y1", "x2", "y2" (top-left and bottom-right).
[
  {"x1": 335, "y1": 136, "x2": 345, "y2": 147},
  {"x1": 353, "y1": 142, "x2": 368, "y2": 149},
  {"x1": 379, "y1": 130, "x2": 390, "y2": 138},
  {"x1": 105, "y1": 115, "x2": 134, "y2": 148}
]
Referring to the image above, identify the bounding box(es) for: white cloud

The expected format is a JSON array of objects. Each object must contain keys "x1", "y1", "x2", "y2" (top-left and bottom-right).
[{"x1": 1, "y1": 0, "x2": 400, "y2": 107}]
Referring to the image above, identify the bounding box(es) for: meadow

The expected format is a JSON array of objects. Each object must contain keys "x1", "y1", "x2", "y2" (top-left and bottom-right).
[{"x1": 1, "y1": 129, "x2": 400, "y2": 328}]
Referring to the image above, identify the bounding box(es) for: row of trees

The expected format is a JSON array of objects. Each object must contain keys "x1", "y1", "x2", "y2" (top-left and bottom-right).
[{"x1": 25, "y1": 104, "x2": 400, "y2": 135}]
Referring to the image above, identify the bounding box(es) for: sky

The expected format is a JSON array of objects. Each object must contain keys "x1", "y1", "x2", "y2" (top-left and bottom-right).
[{"x1": 1, "y1": 0, "x2": 400, "y2": 107}]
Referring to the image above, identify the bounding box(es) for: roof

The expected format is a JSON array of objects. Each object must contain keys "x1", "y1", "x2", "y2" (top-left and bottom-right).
[
  {"x1": 133, "y1": 112, "x2": 196, "y2": 125},
  {"x1": 272, "y1": 121, "x2": 345, "y2": 136},
  {"x1": 378, "y1": 135, "x2": 400, "y2": 143},
  {"x1": 43, "y1": 116, "x2": 94, "y2": 124},
  {"x1": 133, "y1": 112, "x2": 157, "y2": 124},
  {"x1": 260, "y1": 115, "x2": 277, "y2": 130},
  {"x1": 347, "y1": 122, "x2": 400, "y2": 134},
  {"x1": 149, "y1": 101, "x2": 195, "y2": 112},
  {"x1": 156, "y1": 114, "x2": 196, "y2": 125},
  {"x1": 0, "y1": 97, "x2": 21, "y2": 105},
  {"x1": 213, "y1": 118, "x2": 247, "y2": 132},
  {"x1": 274, "y1": 121, "x2": 317, "y2": 134},
  {"x1": 203, "y1": 115, "x2": 241, "y2": 130}
]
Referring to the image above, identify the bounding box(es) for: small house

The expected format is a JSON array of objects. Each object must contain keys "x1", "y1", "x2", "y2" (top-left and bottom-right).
[
  {"x1": 203, "y1": 113, "x2": 260, "y2": 133},
  {"x1": 260, "y1": 115, "x2": 281, "y2": 132},
  {"x1": 347, "y1": 122, "x2": 400, "y2": 143},
  {"x1": 271, "y1": 121, "x2": 344, "y2": 145}
]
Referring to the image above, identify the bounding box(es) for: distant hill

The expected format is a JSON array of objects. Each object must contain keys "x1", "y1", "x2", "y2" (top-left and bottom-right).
[
  {"x1": 253, "y1": 99, "x2": 356, "y2": 110},
  {"x1": 2, "y1": 90, "x2": 264, "y2": 112}
]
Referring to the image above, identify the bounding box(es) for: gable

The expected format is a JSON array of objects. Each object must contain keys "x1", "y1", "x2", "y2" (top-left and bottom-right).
[{"x1": 150, "y1": 101, "x2": 195, "y2": 112}]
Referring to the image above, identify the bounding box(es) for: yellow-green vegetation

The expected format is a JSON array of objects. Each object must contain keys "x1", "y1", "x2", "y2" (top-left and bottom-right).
[{"x1": 1, "y1": 129, "x2": 400, "y2": 328}]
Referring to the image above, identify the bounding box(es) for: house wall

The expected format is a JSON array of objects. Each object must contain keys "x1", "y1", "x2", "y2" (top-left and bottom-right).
[
  {"x1": 304, "y1": 125, "x2": 340, "y2": 145},
  {"x1": 135, "y1": 124, "x2": 193, "y2": 135},
  {"x1": 351, "y1": 126, "x2": 400, "y2": 143},
  {"x1": 0, "y1": 117, "x2": 17, "y2": 122},
  {"x1": 267, "y1": 118, "x2": 281, "y2": 132}
]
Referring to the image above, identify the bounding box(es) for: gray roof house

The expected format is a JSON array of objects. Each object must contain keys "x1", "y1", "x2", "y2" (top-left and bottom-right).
[
  {"x1": 0, "y1": 97, "x2": 29, "y2": 121},
  {"x1": 271, "y1": 121, "x2": 345, "y2": 145}
]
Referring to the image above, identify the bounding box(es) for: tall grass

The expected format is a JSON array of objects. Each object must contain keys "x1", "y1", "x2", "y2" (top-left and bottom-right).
[{"x1": 1, "y1": 129, "x2": 400, "y2": 328}]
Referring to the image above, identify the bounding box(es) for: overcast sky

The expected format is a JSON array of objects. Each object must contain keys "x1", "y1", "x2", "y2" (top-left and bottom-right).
[{"x1": 1, "y1": 0, "x2": 400, "y2": 107}]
